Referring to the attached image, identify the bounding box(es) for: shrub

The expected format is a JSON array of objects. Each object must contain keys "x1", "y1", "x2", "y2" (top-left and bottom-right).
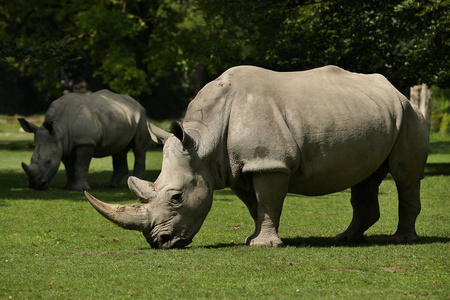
[{"x1": 431, "y1": 86, "x2": 450, "y2": 135}]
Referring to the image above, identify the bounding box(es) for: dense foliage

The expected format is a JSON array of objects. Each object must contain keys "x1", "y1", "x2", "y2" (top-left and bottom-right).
[
  {"x1": 0, "y1": 0, "x2": 449, "y2": 119},
  {"x1": 198, "y1": 0, "x2": 449, "y2": 89},
  {"x1": 432, "y1": 86, "x2": 450, "y2": 135}
]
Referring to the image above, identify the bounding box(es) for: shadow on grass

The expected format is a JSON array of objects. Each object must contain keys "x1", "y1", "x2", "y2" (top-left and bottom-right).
[
  {"x1": 196, "y1": 235, "x2": 450, "y2": 249},
  {"x1": 0, "y1": 169, "x2": 161, "y2": 202},
  {"x1": 429, "y1": 141, "x2": 450, "y2": 154},
  {"x1": 0, "y1": 140, "x2": 34, "y2": 150},
  {"x1": 425, "y1": 163, "x2": 450, "y2": 176},
  {"x1": 282, "y1": 235, "x2": 450, "y2": 247}
]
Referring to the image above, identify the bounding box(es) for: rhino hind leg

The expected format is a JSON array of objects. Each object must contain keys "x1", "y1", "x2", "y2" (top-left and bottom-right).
[
  {"x1": 244, "y1": 172, "x2": 289, "y2": 247},
  {"x1": 335, "y1": 163, "x2": 388, "y2": 243},
  {"x1": 388, "y1": 103, "x2": 428, "y2": 244},
  {"x1": 107, "y1": 148, "x2": 130, "y2": 188},
  {"x1": 389, "y1": 181, "x2": 421, "y2": 244},
  {"x1": 131, "y1": 147, "x2": 146, "y2": 179},
  {"x1": 130, "y1": 119, "x2": 150, "y2": 179}
]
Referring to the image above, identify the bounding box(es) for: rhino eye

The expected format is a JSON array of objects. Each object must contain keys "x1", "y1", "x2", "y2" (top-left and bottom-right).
[{"x1": 171, "y1": 193, "x2": 183, "y2": 203}]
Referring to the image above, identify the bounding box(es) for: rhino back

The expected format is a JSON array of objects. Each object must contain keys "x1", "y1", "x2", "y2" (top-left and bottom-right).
[
  {"x1": 46, "y1": 90, "x2": 145, "y2": 157},
  {"x1": 186, "y1": 66, "x2": 408, "y2": 195}
]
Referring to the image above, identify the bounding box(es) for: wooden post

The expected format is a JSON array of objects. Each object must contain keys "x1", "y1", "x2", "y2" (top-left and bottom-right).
[{"x1": 410, "y1": 84, "x2": 432, "y2": 131}]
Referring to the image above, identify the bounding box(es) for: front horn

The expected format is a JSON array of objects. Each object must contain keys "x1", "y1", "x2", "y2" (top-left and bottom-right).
[
  {"x1": 21, "y1": 162, "x2": 34, "y2": 177},
  {"x1": 84, "y1": 191, "x2": 149, "y2": 231}
]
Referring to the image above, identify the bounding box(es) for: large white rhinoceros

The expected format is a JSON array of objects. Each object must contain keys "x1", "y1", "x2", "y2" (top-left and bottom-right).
[
  {"x1": 85, "y1": 66, "x2": 429, "y2": 249},
  {"x1": 19, "y1": 89, "x2": 151, "y2": 190}
]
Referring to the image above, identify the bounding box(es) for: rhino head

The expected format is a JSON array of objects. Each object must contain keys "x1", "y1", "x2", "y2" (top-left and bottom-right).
[
  {"x1": 85, "y1": 122, "x2": 214, "y2": 249},
  {"x1": 19, "y1": 118, "x2": 63, "y2": 190}
]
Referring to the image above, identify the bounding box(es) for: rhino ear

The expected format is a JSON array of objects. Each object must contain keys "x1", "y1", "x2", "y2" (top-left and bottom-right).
[
  {"x1": 42, "y1": 121, "x2": 60, "y2": 136},
  {"x1": 147, "y1": 121, "x2": 172, "y2": 145},
  {"x1": 18, "y1": 118, "x2": 38, "y2": 133},
  {"x1": 170, "y1": 121, "x2": 195, "y2": 150}
]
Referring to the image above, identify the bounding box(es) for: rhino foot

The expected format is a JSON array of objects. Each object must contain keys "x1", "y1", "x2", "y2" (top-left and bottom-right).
[
  {"x1": 334, "y1": 232, "x2": 367, "y2": 243},
  {"x1": 66, "y1": 181, "x2": 91, "y2": 191},
  {"x1": 389, "y1": 232, "x2": 420, "y2": 244},
  {"x1": 104, "y1": 182, "x2": 121, "y2": 188},
  {"x1": 246, "y1": 235, "x2": 284, "y2": 247}
]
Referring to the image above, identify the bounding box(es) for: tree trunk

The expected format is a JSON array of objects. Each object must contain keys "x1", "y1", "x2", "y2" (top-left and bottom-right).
[{"x1": 410, "y1": 84, "x2": 432, "y2": 131}]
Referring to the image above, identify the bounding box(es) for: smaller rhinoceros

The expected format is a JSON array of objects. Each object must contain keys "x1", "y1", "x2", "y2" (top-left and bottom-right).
[{"x1": 19, "y1": 89, "x2": 151, "y2": 190}]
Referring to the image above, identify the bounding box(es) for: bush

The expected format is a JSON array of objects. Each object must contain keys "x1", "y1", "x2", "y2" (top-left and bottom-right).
[
  {"x1": 431, "y1": 86, "x2": 450, "y2": 135},
  {"x1": 440, "y1": 112, "x2": 450, "y2": 135}
]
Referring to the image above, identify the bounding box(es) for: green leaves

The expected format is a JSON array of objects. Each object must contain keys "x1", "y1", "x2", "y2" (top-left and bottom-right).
[
  {"x1": 76, "y1": 6, "x2": 144, "y2": 41},
  {"x1": 1, "y1": 0, "x2": 449, "y2": 118},
  {"x1": 95, "y1": 45, "x2": 149, "y2": 96},
  {"x1": 74, "y1": 5, "x2": 149, "y2": 96},
  {"x1": 197, "y1": 0, "x2": 450, "y2": 89}
]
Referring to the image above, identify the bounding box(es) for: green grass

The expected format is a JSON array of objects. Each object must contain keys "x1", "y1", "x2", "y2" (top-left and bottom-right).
[{"x1": 0, "y1": 119, "x2": 449, "y2": 299}]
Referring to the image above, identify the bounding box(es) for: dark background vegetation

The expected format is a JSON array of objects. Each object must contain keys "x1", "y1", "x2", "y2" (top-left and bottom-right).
[{"x1": 0, "y1": 0, "x2": 449, "y2": 127}]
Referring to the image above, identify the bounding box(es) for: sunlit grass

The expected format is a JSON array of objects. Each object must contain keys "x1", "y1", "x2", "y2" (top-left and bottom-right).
[{"x1": 0, "y1": 120, "x2": 449, "y2": 299}]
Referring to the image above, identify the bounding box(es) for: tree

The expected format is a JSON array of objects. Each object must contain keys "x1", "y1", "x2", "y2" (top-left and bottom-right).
[
  {"x1": 1, "y1": 0, "x2": 448, "y2": 119},
  {"x1": 0, "y1": 0, "x2": 227, "y2": 119},
  {"x1": 197, "y1": 0, "x2": 450, "y2": 90}
]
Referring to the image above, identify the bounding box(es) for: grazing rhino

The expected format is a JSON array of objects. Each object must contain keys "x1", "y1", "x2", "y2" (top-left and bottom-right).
[
  {"x1": 85, "y1": 66, "x2": 429, "y2": 249},
  {"x1": 19, "y1": 89, "x2": 151, "y2": 190}
]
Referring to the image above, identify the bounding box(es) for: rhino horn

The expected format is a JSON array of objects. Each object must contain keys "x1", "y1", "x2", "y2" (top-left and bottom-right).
[
  {"x1": 21, "y1": 162, "x2": 34, "y2": 177},
  {"x1": 127, "y1": 176, "x2": 156, "y2": 203},
  {"x1": 84, "y1": 191, "x2": 150, "y2": 231}
]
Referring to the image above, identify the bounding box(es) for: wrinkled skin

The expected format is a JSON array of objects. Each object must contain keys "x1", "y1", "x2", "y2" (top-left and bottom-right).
[
  {"x1": 86, "y1": 123, "x2": 214, "y2": 249},
  {"x1": 20, "y1": 90, "x2": 151, "y2": 190},
  {"x1": 86, "y1": 128, "x2": 213, "y2": 249},
  {"x1": 86, "y1": 66, "x2": 429, "y2": 249}
]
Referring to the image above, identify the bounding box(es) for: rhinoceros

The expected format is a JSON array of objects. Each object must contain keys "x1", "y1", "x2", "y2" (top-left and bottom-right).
[
  {"x1": 85, "y1": 66, "x2": 429, "y2": 249},
  {"x1": 19, "y1": 89, "x2": 151, "y2": 190}
]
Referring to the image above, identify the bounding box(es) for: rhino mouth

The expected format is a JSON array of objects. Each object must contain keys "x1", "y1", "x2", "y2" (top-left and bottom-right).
[
  {"x1": 28, "y1": 180, "x2": 49, "y2": 190},
  {"x1": 148, "y1": 233, "x2": 192, "y2": 249},
  {"x1": 22, "y1": 163, "x2": 50, "y2": 190}
]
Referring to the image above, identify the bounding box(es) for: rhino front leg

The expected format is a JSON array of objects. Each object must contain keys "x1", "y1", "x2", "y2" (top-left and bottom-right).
[
  {"x1": 107, "y1": 148, "x2": 129, "y2": 188},
  {"x1": 246, "y1": 172, "x2": 289, "y2": 247},
  {"x1": 69, "y1": 145, "x2": 94, "y2": 191},
  {"x1": 62, "y1": 157, "x2": 76, "y2": 189}
]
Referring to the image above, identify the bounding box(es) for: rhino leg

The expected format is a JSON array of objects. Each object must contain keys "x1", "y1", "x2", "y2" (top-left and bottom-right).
[
  {"x1": 389, "y1": 181, "x2": 421, "y2": 244},
  {"x1": 107, "y1": 148, "x2": 129, "y2": 188},
  {"x1": 62, "y1": 157, "x2": 76, "y2": 189},
  {"x1": 335, "y1": 163, "x2": 388, "y2": 243},
  {"x1": 131, "y1": 120, "x2": 150, "y2": 179},
  {"x1": 67, "y1": 145, "x2": 94, "y2": 191},
  {"x1": 388, "y1": 102, "x2": 428, "y2": 244},
  {"x1": 245, "y1": 172, "x2": 289, "y2": 247},
  {"x1": 231, "y1": 186, "x2": 258, "y2": 222},
  {"x1": 131, "y1": 147, "x2": 146, "y2": 179}
]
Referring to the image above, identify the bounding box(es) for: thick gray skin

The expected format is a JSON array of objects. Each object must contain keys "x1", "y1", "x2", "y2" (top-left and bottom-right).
[
  {"x1": 85, "y1": 66, "x2": 429, "y2": 248},
  {"x1": 19, "y1": 90, "x2": 151, "y2": 190}
]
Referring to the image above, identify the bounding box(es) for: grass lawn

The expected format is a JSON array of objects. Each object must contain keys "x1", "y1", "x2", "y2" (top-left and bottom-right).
[{"x1": 0, "y1": 118, "x2": 449, "y2": 299}]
